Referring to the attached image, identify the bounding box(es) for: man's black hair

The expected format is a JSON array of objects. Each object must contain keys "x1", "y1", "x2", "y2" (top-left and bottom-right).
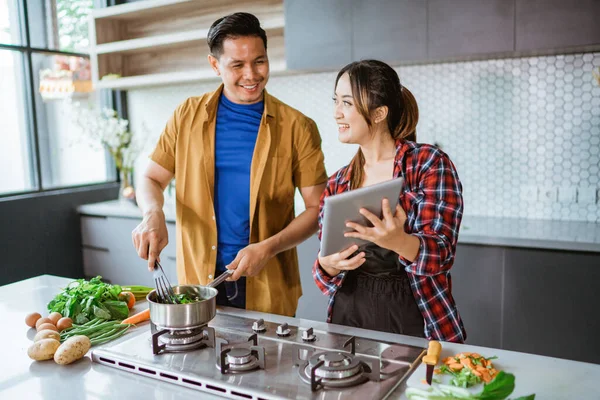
[{"x1": 207, "y1": 12, "x2": 267, "y2": 58}]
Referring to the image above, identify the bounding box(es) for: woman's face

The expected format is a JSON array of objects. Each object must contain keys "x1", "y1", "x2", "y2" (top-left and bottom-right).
[{"x1": 333, "y1": 73, "x2": 370, "y2": 145}]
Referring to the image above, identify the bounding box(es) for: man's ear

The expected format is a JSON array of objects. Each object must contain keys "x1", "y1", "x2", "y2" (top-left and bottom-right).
[
  {"x1": 208, "y1": 54, "x2": 220, "y2": 76},
  {"x1": 373, "y1": 106, "x2": 389, "y2": 124}
]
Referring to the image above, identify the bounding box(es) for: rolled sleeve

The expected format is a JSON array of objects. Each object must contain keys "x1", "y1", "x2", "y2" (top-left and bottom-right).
[
  {"x1": 312, "y1": 260, "x2": 345, "y2": 296},
  {"x1": 149, "y1": 100, "x2": 188, "y2": 174},
  {"x1": 400, "y1": 155, "x2": 463, "y2": 277},
  {"x1": 292, "y1": 117, "x2": 328, "y2": 188}
]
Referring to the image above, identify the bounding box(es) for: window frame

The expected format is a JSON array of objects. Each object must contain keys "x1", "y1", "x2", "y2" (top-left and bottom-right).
[{"x1": 0, "y1": 0, "x2": 128, "y2": 199}]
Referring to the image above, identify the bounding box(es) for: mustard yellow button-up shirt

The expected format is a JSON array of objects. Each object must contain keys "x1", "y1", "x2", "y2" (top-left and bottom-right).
[{"x1": 150, "y1": 85, "x2": 327, "y2": 316}]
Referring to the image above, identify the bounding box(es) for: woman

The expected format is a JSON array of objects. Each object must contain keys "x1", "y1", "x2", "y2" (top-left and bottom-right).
[{"x1": 313, "y1": 60, "x2": 466, "y2": 343}]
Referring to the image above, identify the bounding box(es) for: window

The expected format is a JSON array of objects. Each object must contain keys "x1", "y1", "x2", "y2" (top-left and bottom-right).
[
  {"x1": 0, "y1": 49, "x2": 35, "y2": 194},
  {"x1": 1, "y1": 0, "x2": 116, "y2": 197},
  {"x1": 0, "y1": 0, "x2": 25, "y2": 45}
]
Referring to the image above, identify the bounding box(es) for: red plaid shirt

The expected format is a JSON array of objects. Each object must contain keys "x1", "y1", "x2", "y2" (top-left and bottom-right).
[{"x1": 313, "y1": 139, "x2": 467, "y2": 343}]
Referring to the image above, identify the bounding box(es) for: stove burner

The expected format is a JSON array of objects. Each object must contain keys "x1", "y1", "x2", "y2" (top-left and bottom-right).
[
  {"x1": 151, "y1": 323, "x2": 215, "y2": 355},
  {"x1": 216, "y1": 333, "x2": 266, "y2": 374},
  {"x1": 293, "y1": 338, "x2": 381, "y2": 392},
  {"x1": 309, "y1": 352, "x2": 363, "y2": 379}
]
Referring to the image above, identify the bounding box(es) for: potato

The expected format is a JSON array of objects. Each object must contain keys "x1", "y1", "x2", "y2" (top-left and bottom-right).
[
  {"x1": 48, "y1": 312, "x2": 62, "y2": 325},
  {"x1": 25, "y1": 312, "x2": 42, "y2": 328},
  {"x1": 35, "y1": 317, "x2": 53, "y2": 330},
  {"x1": 37, "y1": 323, "x2": 58, "y2": 332},
  {"x1": 34, "y1": 329, "x2": 61, "y2": 342},
  {"x1": 56, "y1": 317, "x2": 73, "y2": 331},
  {"x1": 54, "y1": 335, "x2": 91, "y2": 365},
  {"x1": 27, "y1": 338, "x2": 61, "y2": 361}
]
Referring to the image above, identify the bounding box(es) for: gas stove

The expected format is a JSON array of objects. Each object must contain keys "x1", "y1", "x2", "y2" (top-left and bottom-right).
[{"x1": 92, "y1": 312, "x2": 425, "y2": 399}]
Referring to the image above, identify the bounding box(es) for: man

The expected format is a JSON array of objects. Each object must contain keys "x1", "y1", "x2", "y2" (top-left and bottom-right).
[{"x1": 131, "y1": 12, "x2": 327, "y2": 317}]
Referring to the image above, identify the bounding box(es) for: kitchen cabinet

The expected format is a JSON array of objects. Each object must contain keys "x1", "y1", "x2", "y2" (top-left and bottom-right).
[
  {"x1": 502, "y1": 247, "x2": 600, "y2": 364},
  {"x1": 515, "y1": 0, "x2": 600, "y2": 52},
  {"x1": 296, "y1": 235, "x2": 329, "y2": 321},
  {"x1": 353, "y1": 0, "x2": 427, "y2": 63},
  {"x1": 284, "y1": 0, "x2": 352, "y2": 71},
  {"x1": 81, "y1": 215, "x2": 178, "y2": 287},
  {"x1": 452, "y1": 244, "x2": 600, "y2": 364},
  {"x1": 451, "y1": 244, "x2": 504, "y2": 349},
  {"x1": 427, "y1": 0, "x2": 515, "y2": 59},
  {"x1": 286, "y1": 0, "x2": 600, "y2": 72},
  {"x1": 285, "y1": 0, "x2": 425, "y2": 69}
]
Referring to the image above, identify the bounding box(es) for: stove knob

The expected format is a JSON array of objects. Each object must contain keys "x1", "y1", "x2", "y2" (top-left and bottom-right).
[
  {"x1": 276, "y1": 323, "x2": 291, "y2": 337},
  {"x1": 252, "y1": 318, "x2": 266, "y2": 333},
  {"x1": 301, "y1": 327, "x2": 316, "y2": 342}
]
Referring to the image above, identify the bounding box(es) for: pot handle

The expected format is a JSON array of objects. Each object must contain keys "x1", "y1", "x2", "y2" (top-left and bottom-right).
[{"x1": 208, "y1": 269, "x2": 234, "y2": 288}]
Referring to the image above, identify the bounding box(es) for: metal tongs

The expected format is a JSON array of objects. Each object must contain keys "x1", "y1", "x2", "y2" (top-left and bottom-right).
[{"x1": 207, "y1": 269, "x2": 234, "y2": 288}]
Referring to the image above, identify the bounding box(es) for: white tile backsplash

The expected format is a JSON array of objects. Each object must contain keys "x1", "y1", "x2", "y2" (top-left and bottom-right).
[{"x1": 128, "y1": 52, "x2": 600, "y2": 222}]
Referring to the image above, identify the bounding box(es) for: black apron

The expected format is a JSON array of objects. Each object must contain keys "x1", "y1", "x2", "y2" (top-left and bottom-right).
[{"x1": 331, "y1": 243, "x2": 425, "y2": 337}]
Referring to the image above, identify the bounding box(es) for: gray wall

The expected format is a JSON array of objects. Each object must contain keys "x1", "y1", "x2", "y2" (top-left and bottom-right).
[{"x1": 0, "y1": 185, "x2": 119, "y2": 286}]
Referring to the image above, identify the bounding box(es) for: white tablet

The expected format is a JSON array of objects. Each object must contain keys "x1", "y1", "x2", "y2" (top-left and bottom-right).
[{"x1": 320, "y1": 178, "x2": 405, "y2": 257}]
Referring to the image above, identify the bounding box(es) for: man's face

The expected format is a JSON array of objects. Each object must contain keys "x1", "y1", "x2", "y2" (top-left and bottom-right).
[{"x1": 208, "y1": 36, "x2": 270, "y2": 104}]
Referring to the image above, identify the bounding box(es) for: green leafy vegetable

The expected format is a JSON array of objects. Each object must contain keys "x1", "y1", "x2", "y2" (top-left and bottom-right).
[
  {"x1": 47, "y1": 276, "x2": 129, "y2": 322},
  {"x1": 160, "y1": 292, "x2": 204, "y2": 304},
  {"x1": 477, "y1": 372, "x2": 515, "y2": 400},
  {"x1": 406, "y1": 371, "x2": 535, "y2": 400},
  {"x1": 103, "y1": 300, "x2": 130, "y2": 320},
  {"x1": 439, "y1": 364, "x2": 482, "y2": 388}
]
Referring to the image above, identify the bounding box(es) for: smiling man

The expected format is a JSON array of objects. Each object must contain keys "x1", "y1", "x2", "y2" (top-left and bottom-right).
[{"x1": 132, "y1": 13, "x2": 327, "y2": 316}]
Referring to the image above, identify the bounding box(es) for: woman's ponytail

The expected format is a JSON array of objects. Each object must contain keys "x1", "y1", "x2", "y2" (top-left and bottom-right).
[{"x1": 394, "y1": 86, "x2": 418, "y2": 142}]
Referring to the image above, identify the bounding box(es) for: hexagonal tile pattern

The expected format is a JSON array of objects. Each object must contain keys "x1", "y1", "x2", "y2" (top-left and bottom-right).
[{"x1": 127, "y1": 52, "x2": 600, "y2": 222}]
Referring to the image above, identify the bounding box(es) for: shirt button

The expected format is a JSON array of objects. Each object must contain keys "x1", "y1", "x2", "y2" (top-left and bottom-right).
[
  {"x1": 212, "y1": 215, "x2": 215, "y2": 220},
  {"x1": 208, "y1": 274, "x2": 213, "y2": 279},
  {"x1": 211, "y1": 245, "x2": 216, "y2": 250}
]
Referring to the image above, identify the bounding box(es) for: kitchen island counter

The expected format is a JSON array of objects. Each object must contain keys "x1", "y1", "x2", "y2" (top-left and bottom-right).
[{"x1": 1, "y1": 275, "x2": 598, "y2": 399}]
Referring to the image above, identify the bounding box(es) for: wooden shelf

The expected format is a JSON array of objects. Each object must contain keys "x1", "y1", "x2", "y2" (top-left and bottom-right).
[
  {"x1": 90, "y1": 0, "x2": 285, "y2": 90},
  {"x1": 92, "y1": 0, "x2": 200, "y2": 20},
  {"x1": 95, "y1": 61, "x2": 288, "y2": 90},
  {"x1": 94, "y1": 17, "x2": 284, "y2": 55}
]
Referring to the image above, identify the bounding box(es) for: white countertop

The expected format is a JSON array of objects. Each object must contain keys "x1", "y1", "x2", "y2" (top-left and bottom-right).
[
  {"x1": 78, "y1": 200, "x2": 600, "y2": 252},
  {"x1": 1, "y1": 275, "x2": 599, "y2": 399}
]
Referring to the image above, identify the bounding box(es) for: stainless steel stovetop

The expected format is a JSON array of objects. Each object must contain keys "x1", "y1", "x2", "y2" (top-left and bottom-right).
[{"x1": 92, "y1": 312, "x2": 425, "y2": 399}]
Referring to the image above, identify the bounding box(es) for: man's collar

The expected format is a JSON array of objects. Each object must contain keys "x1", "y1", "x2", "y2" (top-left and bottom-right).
[{"x1": 205, "y1": 83, "x2": 275, "y2": 118}]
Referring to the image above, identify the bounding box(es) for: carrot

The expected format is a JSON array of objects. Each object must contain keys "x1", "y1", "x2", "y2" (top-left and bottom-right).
[{"x1": 122, "y1": 308, "x2": 150, "y2": 325}]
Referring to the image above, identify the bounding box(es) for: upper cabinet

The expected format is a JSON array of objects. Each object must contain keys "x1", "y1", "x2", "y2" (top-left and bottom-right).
[
  {"x1": 353, "y1": 0, "x2": 427, "y2": 63},
  {"x1": 427, "y1": 0, "x2": 514, "y2": 59},
  {"x1": 91, "y1": 0, "x2": 600, "y2": 89},
  {"x1": 90, "y1": 0, "x2": 286, "y2": 90},
  {"x1": 285, "y1": 0, "x2": 600, "y2": 72},
  {"x1": 285, "y1": 0, "x2": 426, "y2": 70},
  {"x1": 284, "y1": 0, "x2": 352, "y2": 71},
  {"x1": 515, "y1": 0, "x2": 600, "y2": 52}
]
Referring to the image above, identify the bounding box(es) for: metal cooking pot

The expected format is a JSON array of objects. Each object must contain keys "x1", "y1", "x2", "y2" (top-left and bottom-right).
[{"x1": 147, "y1": 270, "x2": 233, "y2": 329}]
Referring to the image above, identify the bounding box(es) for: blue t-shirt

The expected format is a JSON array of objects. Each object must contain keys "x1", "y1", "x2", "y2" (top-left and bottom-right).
[{"x1": 214, "y1": 94, "x2": 264, "y2": 272}]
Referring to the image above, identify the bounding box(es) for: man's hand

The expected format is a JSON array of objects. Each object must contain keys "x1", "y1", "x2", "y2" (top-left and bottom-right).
[
  {"x1": 132, "y1": 210, "x2": 169, "y2": 271},
  {"x1": 344, "y1": 198, "x2": 409, "y2": 254},
  {"x1": 226, "y1": 242, "x2": 274, "y2": 281}
]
